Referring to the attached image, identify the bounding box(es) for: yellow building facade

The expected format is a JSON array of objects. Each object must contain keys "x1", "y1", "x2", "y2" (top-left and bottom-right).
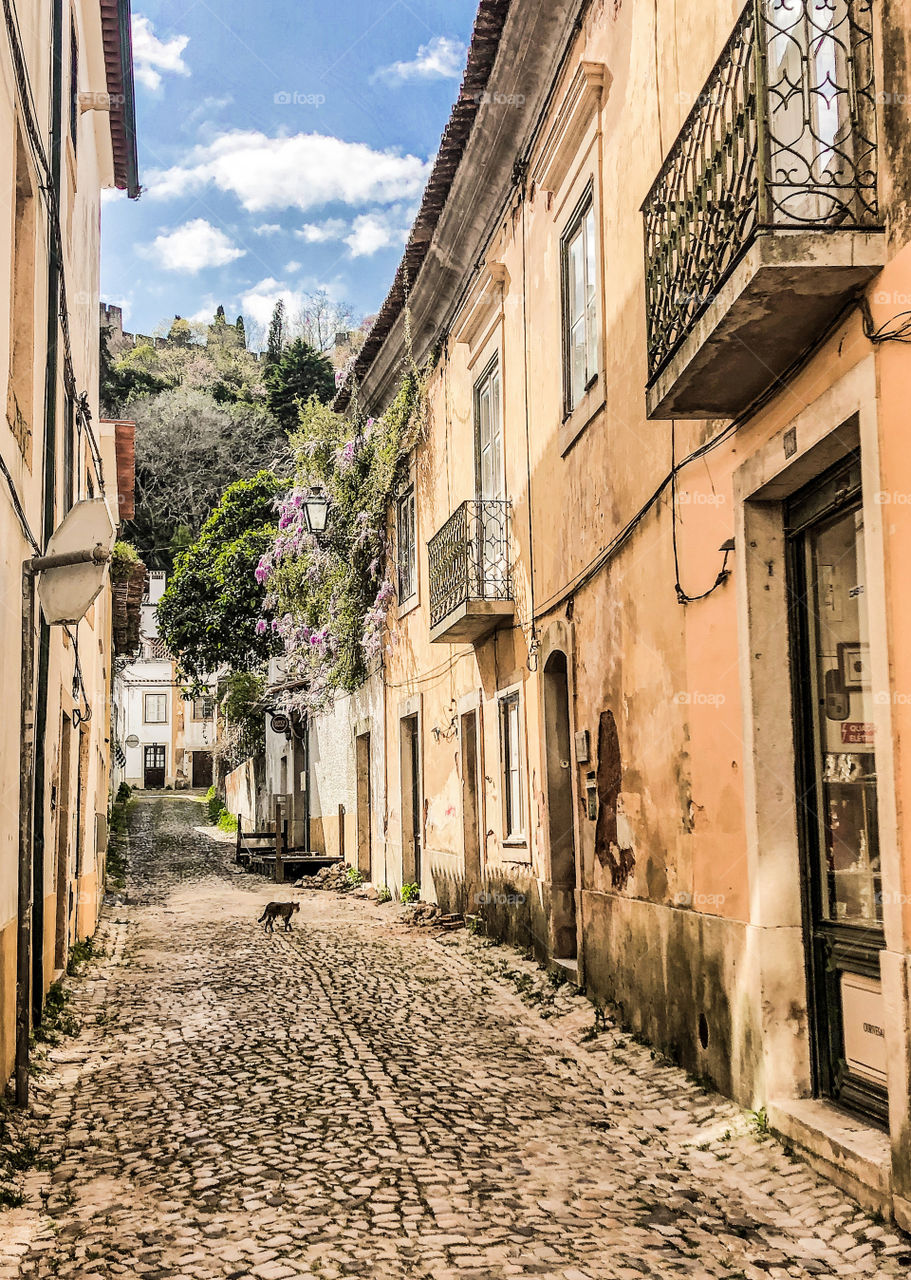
[
  {"x1": 0, "y1": 0, "x2": 138, "y2": 1084},
  {"x1": 324, "y1": 0, "x2": 911, "y2": 1223}
]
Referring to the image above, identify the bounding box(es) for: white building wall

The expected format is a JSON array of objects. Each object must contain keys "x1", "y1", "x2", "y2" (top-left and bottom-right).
[
  {"x1": 261, "y1": 670, "x2": 381, "y2": 880},
  {"x1": 119, "y1": 658, "x2": 174, "y2": 788}
]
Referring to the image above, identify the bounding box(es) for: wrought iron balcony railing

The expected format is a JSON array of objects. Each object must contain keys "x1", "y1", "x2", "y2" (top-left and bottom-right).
[
  {"x1": 428, "y1": 499, "x2": 512, "y2": 637},
  {"x1": 642, "y1": 0, "x2": 879, "y2": 384}
]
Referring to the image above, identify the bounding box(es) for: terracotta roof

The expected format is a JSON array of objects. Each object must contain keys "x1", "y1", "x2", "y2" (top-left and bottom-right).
[
  {"x1": 103, "y1": 418, "x2": 136, "y2": 522},
  {"x1": 100, "y1": 0, "x2": 140, "y2": 198},
  {"x1": 334, "y1": 0, "x2": 512, "y2": 412}
]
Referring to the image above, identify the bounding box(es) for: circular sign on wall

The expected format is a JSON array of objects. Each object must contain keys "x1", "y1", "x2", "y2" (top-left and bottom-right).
[{"x1": 125, "y1": 734, "x2": 139, "y2": 748}]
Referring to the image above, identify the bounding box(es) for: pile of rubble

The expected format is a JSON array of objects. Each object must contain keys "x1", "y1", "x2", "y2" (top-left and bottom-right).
[
  {"x1": 297, "y1": 863, "x2": 352, "y2": 892},
  {"x1": 401, "y1": 902, "x2": 463, "y2": 931}
]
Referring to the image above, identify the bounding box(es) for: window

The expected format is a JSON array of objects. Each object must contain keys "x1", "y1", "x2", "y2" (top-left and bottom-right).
[
  {"x1": 396, "y1": 485, "x2": 417, "y2": 603},
  {"x1": 561, "y1": 190, "x2": 599, "y2": 414},
  {"x1": 193, "y1": 696, "x2": 215, "y2": 721},
  {"x1": 474, "y1": 357, "x2": 503, "y2": 501},
  {"x1": 7, "y1": 121, "x2": 36, "y2": 464},
  {"x1": 499, "y1": 691, "x2": 525, "y2": 841},
  {"x1": 144, "y1": 693, "x2": 167, "y2": 724}
]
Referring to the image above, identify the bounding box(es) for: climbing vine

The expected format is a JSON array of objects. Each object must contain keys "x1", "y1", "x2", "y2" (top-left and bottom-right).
[{"x1": 258, "y1": 362, "x2": 430, "y2": 712}]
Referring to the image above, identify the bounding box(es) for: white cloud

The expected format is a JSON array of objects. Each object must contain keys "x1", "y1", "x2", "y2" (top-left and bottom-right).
[
  {"x1": 239, "y1": 277, "x2": 309, "y2": 330},
  {"x1": 284, "y1": 260, "x2": 302, "y2": 273},
  {"x1": 149, "y1": 219, "x2": 246, "y2": 273},
  {"x1": 374, "y1": 36, "x2": 466, "y2": 86},
  {"x1": 253, "y1": 223, "x2": 283, "y2": 236},
  {"x1": 295, "y1": 219, "x2": 348, "y2": 244},
  {"x1": 145, "y1": 130, "x2": 430, "y2": 213},
  {"x1": 187, "y1": 300, "x2": 221, "y2": 324},
  {"x1": 131, "y1": 14, "x2": 190, "y2": 91},
  {"x1": 345, "y1": 210, "x2": 411, "y2": 258}
]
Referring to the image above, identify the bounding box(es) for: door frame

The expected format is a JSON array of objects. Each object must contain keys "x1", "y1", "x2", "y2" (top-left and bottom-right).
[
  {"x1": 355, "y1": 731, "x2": 372, "y2": 878},
  {"x1": 54, "y1": 712, "x2": 74, "y2": 970},
  {"x1": 459, "y1": 707, "x2": 483, "y2": 909},
  {"x1": 543, "y1": 648, "x2": 579, "y2": 961},
  {"x1": 539, "y1": 622, "x2": 583, "y2": 973},
  {"x1": 143, "y1": 744, "x2": 166, "y2": 789},
  {"x1": 399, "y1": 698, "x2": 423, "y2": 890},
  {"x1": 785, "y1": 453, "x2": 888, "y2": 1124},
  {"x1": 733, "y1": 356, "x2": 905, "y2": 1123}
]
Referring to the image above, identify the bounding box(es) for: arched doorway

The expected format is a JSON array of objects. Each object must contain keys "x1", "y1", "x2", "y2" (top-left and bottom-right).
[{"x1": 544, "y1": 651, "x2": 577, "y2": 959}]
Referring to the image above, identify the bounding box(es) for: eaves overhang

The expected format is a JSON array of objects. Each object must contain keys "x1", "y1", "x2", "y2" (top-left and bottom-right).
[{"x1": 100, "y1": 0, "x2": 140, "y2": 198}]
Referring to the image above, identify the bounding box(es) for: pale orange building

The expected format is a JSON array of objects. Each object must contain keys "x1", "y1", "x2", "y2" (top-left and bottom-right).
[{"x1": 287, "y1": 0, "x2": 911, "y2": 1221}]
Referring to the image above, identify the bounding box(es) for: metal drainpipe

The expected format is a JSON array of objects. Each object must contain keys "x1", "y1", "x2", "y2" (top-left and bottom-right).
[{"x1": 30, "y1": 0, "x2": 65, "y2": 1028}]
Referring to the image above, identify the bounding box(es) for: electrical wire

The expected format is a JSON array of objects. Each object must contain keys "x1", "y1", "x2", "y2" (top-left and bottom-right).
[
  {"x1": 670, "y1": 420, "x2": 732, "y2": 604},
  {"x1": 533, "y1": 287, "x2": 868, "y2": 621},
  {"x1": 858, "y1": 294, "x2": 911, "y2": 344}
]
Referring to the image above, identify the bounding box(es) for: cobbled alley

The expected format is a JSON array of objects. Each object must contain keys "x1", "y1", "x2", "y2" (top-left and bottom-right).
[{"x1": 0, "y1": 795, "x2": 909, "y2": 1280}]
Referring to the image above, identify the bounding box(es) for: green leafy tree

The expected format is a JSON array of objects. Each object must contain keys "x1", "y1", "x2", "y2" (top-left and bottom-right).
[
  {"x1": 157, "y1": 472, "x2": 286, "y2": 681},
  {"x1": 168, "y1": 315, "x2": 193, "y2": 346},
  {"x1": 265, "y1": 337, "x2": 336, "y2": 431},
  {"x1": 100, "y1": 328, "x2": 169, "y2": 414},
  {"x1": 261, "y1": 366, "x2": 427, "y2": 710}
]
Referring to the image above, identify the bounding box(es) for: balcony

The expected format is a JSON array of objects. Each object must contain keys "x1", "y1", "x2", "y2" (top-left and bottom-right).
[
  {"x1": 428, "y1": 500, "x2": 513, "y2": 644},
  {"x1": 642, "y1": 0, "x2": 883, "y2": 420}
]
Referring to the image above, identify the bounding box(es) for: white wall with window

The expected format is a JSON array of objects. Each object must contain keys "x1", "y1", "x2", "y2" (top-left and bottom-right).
[
  {"x1": 396, "y1": 483, "x2": 417, "y2": 606},
  {"x1": 143, "y1": 691, "x2": 168, "y2": 724},
  {"x1": 561, "y1": 188, "x2": 599, "y2": 415},
  {"x1": 475, "y1": 356, "x2": 504, "y2": 502},
  {"x1": 118, "y1": 659, "x2": 174, "y2": 789},
  {"x1": 498, "y1": 687, "x2": 526, "y2": 845}
]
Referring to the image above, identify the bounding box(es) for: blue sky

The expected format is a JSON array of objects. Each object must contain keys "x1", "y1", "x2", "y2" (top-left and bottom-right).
[{"x1": 102, "y1": 0, "x2": 479, "y2": 345}]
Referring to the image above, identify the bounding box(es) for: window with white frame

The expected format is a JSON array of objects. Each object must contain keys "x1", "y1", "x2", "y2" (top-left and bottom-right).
[
  {"x1": 144, "y1": 692, "x2": 168, "y2": 724},
  {"x1": 474, "y1": 356, "x2": 504, "y2": 502},
  {"x1": 499, "y1": 690, "x2": 525, "y2": 841},
  {"x1": 561, "y1": 188, "x2": 599, "y2": 414},
  {"x1": 396, "y1": 484, "x2": 417, "y2": 603}
]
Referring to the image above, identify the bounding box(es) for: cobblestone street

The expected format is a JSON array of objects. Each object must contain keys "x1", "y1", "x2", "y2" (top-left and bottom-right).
[{"x1": 0, "y1": 795, "x2": 909, "y2": 1279}]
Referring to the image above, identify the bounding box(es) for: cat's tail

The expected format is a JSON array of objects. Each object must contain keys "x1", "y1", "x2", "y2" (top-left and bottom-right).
[{"x1": 257, "y1": 908, "x2": 268, "y2": 923}]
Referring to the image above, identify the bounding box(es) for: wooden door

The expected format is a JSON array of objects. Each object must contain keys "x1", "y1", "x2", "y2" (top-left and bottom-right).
[{"x1": 144, "y1": 745, "x2": 166, "y2": 789}]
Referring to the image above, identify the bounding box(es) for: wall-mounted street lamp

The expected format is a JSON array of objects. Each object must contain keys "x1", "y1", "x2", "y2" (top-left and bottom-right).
[{"x1": 302, "y1": 489, "x2": 330, "y2": 536}]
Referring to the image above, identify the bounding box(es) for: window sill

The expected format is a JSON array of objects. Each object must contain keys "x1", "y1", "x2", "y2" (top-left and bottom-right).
[
  {"x1": 397, "y1": 594, "x2": 420, "y2": 621},
  {"x1": 560, "y1": 378, "x2": 605, "y2": 456},
  {"x1": 500, "y1": 853, "x2": 532, "y2": 868}
]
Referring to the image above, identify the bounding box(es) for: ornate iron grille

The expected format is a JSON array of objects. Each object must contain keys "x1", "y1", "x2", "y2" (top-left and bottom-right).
[
  {"x1": 428, "y1": 499, "x2": 512, "y2": 631},
  {"x1": 642, "y1": 0, "x2": 879, "y2": 383}
]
